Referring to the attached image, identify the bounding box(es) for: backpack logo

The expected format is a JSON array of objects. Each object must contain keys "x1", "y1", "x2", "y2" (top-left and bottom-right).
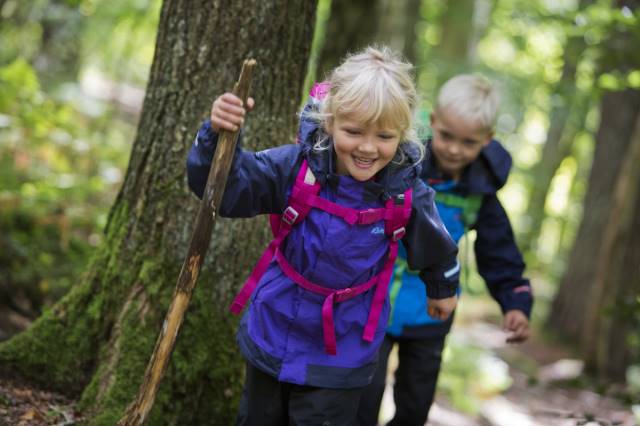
[{"x1": 371, "y1": 227, "x2": 384, "y2": 235}]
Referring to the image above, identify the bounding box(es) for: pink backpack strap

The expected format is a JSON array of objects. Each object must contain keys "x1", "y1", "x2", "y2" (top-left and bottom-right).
[
  {"x1": 230, "y1": 160, "x2": 320, "y2": 314},
  {"x1": 362, "y1": 188, "x2": 413, "y2": 342}
]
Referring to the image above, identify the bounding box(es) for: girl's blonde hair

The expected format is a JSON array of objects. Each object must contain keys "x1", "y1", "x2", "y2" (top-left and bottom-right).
[
  {"x1": 436, "y1": 74, "x2": 499, "y2": 132},
  {"x1": 311, "y1": 46, "x2": 423, "y2": 164}
]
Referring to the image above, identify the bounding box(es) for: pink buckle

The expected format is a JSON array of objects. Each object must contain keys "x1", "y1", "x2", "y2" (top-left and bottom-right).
[
  {"x1": 358, "y1": 209, "x2": 381, "y2": 224},
  {"x1": 282, "y1": 206, "x2": 299, "y2": 225},
  {"x1": 392, "y1": 227, "x2": 406, "y2": 241}
]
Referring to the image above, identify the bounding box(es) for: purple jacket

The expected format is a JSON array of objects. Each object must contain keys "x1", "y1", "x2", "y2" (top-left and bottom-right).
[{"x1": 186, "y1": 107, "x2": 458, "y2": 388}]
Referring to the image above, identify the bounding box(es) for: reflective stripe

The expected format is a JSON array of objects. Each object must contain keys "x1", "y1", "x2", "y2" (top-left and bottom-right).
[{"x1": 444, "y1": 262, "x2": 460, "y2": 279}]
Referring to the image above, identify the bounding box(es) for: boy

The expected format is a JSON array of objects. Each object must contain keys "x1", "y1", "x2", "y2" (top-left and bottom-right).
[{"x1": 356, "y1": 74, "x2": 533, "y2": 426}]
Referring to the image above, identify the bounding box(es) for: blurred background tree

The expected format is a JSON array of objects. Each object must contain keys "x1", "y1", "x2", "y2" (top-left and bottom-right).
[{"x1": 1, "y1": 0, "x2": 639, "y2": 422}]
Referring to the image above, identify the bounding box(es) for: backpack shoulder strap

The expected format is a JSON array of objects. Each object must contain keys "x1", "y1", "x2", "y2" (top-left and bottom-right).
[
  {"x1": 383, "y1": 188, "x2": 413, "y2": 241},
  {"x1": 232, "y1": 159, "x2": 319, "y2": 314}
]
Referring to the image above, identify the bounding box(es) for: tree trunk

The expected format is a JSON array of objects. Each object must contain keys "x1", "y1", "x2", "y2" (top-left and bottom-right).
[
  {"x1": 433, "y1": 0, "x2": 476, "y2": 87},
  {"x1": 375, "y1": 0, "x2": 423, "y2": 64},
  {"x1": 316, "y1": 0, "x2": 423, "y2": 80},
  {"x1": 549, "y1": 88, "x2": 640, "y2": 379},
  {"x1": 520, "y1": 38, "x2": 589, "y2": 255},
  {"x1": 316, "y1": 0, "x2": 383, "y2": 79},
  {"x1": 0, "y1": 0, "x2": 317, "y2": 424},
  {"x1": 520, "y1": 0, "x2": 594, "y2": 255}
]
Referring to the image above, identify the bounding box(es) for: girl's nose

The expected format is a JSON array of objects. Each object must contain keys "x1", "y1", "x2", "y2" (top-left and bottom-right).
[{"x1": 359, "y1": 135, "x2": 377, "y2": 153}]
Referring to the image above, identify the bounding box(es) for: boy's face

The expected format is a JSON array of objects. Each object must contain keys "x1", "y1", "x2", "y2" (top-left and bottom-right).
[
  {"x1": 328, "y1": 115, "x2": 401, "y2": 182},
  {"x1": 430, "y1": 108, "x2": 493, "y2": 180}
]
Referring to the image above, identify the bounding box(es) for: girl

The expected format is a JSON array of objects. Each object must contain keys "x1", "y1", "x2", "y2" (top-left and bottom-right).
[{"x1": 187, "y1": 46, "x2": 459, "y2": 426}]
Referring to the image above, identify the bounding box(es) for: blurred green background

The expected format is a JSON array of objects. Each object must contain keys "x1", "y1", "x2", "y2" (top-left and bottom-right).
[{"x1": 1, "y1": 0, "x2": 638, "y2": 421}]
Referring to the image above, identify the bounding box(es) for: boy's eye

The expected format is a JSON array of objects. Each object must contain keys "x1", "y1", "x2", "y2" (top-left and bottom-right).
[
  {"x1": 463, "y1": 139, "x2": 479, "y2": 147},
  {"x1": 440, "y1": 130, "x2": 453, "y2": 140}
]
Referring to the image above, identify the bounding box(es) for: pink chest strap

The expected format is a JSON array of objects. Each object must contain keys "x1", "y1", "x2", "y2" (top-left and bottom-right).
[{"x1": 230, "y1": 160, "x2": 412, "y2": 355}]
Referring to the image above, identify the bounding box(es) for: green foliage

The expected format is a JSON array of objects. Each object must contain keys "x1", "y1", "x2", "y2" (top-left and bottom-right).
[
  {"x1": 0, "y1": 57, "x2": 130, "y2": 314},
  {"x1": 0, "y1": 0, "x2": 162, "y2": 319}
]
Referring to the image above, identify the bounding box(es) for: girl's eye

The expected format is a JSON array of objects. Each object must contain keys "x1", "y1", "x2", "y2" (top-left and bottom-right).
[
  {"x1": 378, "y1": 134, "x2": 395, "y2": 140},
  {"x1": 345, "y1": 128, "x2": 362, "y2": 135}
]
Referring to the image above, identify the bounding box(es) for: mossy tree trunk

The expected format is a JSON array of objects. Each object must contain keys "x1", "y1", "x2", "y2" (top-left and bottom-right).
[{"x1": 0, "y1": 0, "x2": 317, "y2": 424}]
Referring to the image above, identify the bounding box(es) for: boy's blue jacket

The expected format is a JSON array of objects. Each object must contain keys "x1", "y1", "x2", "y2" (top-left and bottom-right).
[
  {"x1": 186, "y1": 105, "x2": 460, "y2": 388},
  {"x1": 386, "y1": 139, "x2": 534, "y2": 338}
]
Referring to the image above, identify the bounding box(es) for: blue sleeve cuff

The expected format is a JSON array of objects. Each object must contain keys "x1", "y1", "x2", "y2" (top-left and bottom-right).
[
  {"x1": 424, "y1": 281, "x2": 458, "y2": 299},
  {"x1": 498, "y1": 285, "x2": 534, "y2": 318},
  {"x1": 196, "y1": 119, "x2": 218, "y2": 150}
]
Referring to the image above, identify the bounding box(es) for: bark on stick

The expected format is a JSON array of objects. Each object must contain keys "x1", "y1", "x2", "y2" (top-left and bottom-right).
[{"x1": 118, "y1": 59, "x2": 257, "y2": 426}]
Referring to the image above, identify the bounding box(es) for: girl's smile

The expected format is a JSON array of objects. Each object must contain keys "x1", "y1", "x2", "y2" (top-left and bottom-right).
[{"x1": 329, "y1": 116, "x2": 401, "y2": 181}]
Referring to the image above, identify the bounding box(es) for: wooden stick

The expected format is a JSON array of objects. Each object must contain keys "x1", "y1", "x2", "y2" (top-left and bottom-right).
[{"x1": 118, "y1": 59, "x2": 257, "y2": 426}]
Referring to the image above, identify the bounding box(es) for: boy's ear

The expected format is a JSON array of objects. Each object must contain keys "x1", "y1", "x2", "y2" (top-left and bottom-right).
[{"x1": 482, "y1": 130, "x2": 494, "y2": 146}]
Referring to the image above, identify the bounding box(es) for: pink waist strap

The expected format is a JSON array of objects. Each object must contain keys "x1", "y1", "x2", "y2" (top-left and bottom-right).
[{"x1": 275, "y1": 247, "x2": 395, "y2": 355}]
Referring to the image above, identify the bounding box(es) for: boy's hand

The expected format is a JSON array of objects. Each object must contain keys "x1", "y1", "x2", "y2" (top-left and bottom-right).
[
  {"x1": 211, "y1": 92, "x2": 255, "y2": 132},
  {"x1": 427, "y1": 296, "x2": 457, "y2": 321},
  {"x1": 503, "y1": 309, "x2": 529, "y2": 344}
]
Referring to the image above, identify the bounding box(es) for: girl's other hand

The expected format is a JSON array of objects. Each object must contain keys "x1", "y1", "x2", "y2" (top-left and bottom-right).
[
  {"x1": 210, "y1": 92, "x2": 255, "y2": 132},
  {"x1": 427, "y1": 295, "x2": 457, "y2": 321}
]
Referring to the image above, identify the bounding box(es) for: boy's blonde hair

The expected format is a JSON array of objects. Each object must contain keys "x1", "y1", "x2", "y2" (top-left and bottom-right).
[
  {"x1": 436, "y1": 74, "x2": 499, "y2": 132},
  {"x1": 312, "y1": 46, "x2": 423, "y2": 164}
]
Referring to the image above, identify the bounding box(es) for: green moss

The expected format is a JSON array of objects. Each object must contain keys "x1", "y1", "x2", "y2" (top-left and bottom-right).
[{"x1": 0, "y1": 197, "x2": 247, "y2": 423}]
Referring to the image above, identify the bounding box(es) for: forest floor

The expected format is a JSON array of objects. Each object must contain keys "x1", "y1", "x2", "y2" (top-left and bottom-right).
[
  {"x1": 0, "y1": 377, "x2": 81, "y2": 425},
  {"x1": 0, "y1": 298, "x2": 638, "y2": 426},
  {"x1": 379, "y1": 297, "x2": 639, "y2": 426}
]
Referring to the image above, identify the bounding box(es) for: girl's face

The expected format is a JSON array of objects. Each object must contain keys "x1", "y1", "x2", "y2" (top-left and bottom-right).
[{"x1": 328, "y1": 116, "x2": 401, "y2": 181}]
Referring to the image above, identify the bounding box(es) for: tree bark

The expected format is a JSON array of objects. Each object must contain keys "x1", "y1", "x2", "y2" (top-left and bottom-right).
[
  {"x1": 316, "y1": 0, "x2": 383, "y2": 79},
  {"x1": 315, "y1": 0, "x2": 423, "y2": 80},
  {"x1": 549, "y1": 0, "x2": 640, "y2": 380},
  {"x1": 0, "y1": 0, "x2": 317, "y2": 424},
  {"x1": 549, "y1": 88, "x2": 640, "y2": 379}
]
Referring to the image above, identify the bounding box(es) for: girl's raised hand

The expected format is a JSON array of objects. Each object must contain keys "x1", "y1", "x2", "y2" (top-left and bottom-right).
[{"x1": 210, "y1": 92, "x2": 255, "y2": 132}]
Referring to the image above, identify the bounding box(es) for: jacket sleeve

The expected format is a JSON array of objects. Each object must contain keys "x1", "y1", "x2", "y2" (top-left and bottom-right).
[
  {"x1": 186, "y1": 119, "x2": 300, "y2": 217},
  {"x1": 473, "y1": 194, "x2": 533, "y2": 317},
  {"x1": 403, "y1": 180, "x2": 460, "y2": 299}
]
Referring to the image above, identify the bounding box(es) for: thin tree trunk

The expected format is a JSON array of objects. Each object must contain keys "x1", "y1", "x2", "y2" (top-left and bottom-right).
[
  {"x1": 521, "y1": 0, "x2": 593, "y2": 255},
  {"x1": 0, "y1": 0, "x2": 317, "y2": 423}
]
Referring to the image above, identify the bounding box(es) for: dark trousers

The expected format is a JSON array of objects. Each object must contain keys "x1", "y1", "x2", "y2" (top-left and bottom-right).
[
  {"x1": 235, "y1": 363, "x2": 364, "y2": 426},
  {"x1": 356, "y1": 334, "x2": 446, "y2": 426}
]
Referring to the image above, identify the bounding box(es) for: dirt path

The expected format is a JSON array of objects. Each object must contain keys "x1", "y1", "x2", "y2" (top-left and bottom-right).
[{"x1": 379, "y1": 317, "x2": 637, "y2": 426}]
